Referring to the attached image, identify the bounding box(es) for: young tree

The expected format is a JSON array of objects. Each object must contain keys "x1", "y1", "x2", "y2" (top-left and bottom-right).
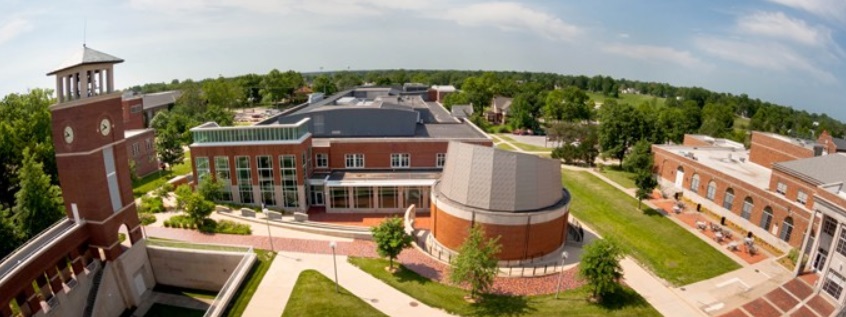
[
  {"x1": 13, "y1": 149, "x2": 65, "y2": 238},
  {"x1": 0, "y1": 210, "x2": 22, "y2": 258},
  {"x1": 371, "y1": 216, "x2": 413, "y2": 271},
  {"x1": 174, "y1": 184, "x2": 193, "y2": 211},
  {"x1": 449, "y1": 224, "x2": 501, "y2": 301},
  {"x1": 634, "y1": 170, "x2": 659, "y2": 209},
  {"x1": 622, "y1": 140, "x2": 652, "y2": 173},
  {"x1": 155, "y1": 182, "x2": 175, "y2": 201},
  {"x1": 156, "y1": 127, "x2": 184, "y2": 171},
  {"x1": 598, "y1": 100, "x2": 641, "y2": 166},
  {"x1": 579, "y1": 238, "x2": 624, "y2": 303},
  {"x1": 198, "y1": 176, "x2": 225, "y2": 202},
  {"x1": 184, "y1": 193, "x2": 215, "y2": 226}
]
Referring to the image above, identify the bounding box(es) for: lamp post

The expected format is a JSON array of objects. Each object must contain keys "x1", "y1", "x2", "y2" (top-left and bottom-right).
[
  {"x1": 329, "y1": 241, "x2": 339, "y2": 293},
  {"x1": 555, "y1": 251, "x2": 569, "y2": 299},
  {"x1": 263, "y1": 204, "x2": 274, "y2": 251}
]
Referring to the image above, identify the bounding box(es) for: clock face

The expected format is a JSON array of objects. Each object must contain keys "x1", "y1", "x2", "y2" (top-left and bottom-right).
[
  {"x1": 63, "y1": 126, "x2": 74, "y2": 144},
  {"x1": 99, "y1": 118, "x2": 112, "y2": 136}
]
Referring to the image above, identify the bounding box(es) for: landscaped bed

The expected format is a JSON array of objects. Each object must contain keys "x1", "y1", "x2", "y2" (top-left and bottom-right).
[
  {"x1": 561, "y1": 169, "x2": 740, "y2": 286},
  {"x1": 349, "y1": 257, "x2": 659, "y2": 317},
  {"x1": 281, "y1": 269, "x2": 387, "y2": 317}
]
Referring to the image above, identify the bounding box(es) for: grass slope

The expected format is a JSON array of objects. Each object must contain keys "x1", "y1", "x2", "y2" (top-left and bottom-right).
[
  {"x1": 562, "y1": 169, "x2": 739, "y2": 285},
  {"x1": 132, "y1": 151, "x2": 192, "y2": 197},
  {"x1": 281, "y1": 270, "x2": 387, "y2": 317},
  {"x1": 597, "y1": 165, "x2": 637, "y2": 189},
  {"x1": 224, "y1": 250, "x2": 275, "y2": 317},
  {"x1": 349, "y1": 257, "x2": 659, "y2": 317}
]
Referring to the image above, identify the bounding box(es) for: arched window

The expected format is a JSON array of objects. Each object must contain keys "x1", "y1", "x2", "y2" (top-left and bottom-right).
[
  {"x1": 706, "y1": 181, "x2": 717, "y2": 200},
  {"x1": 760, "y1": 207, "x2": 774, "y2": 230},
  {"x1": 723, "y1": 188, "x2": 735, "y2": 210},
  {"x1": 780, "y1": 217, "x2": 794, "y2": 242},
  {"x1": 741, "y1": 197, "x2": 753, "y2": 220},
  {"x1": 690, "y1": 174, "x2": 700, "y2": 194}
]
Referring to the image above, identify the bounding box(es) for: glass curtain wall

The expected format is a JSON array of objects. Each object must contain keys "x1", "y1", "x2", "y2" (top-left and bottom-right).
[
  {"x1": 280, "y1": 155, "x2": 299, "y2": 208},
  {"x1": 257, "y1": 156, "x2": 275, "y2": 206},
  {"x1": 214, "y1": 156, "x2": 232, "y2": 201},
  {"x1": 236, "y1": 156, "x2": 253, "y2": 204}
]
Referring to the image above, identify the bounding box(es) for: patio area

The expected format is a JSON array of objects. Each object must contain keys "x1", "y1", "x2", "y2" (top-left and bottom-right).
[{"x1": 306, "y1": 207, "x2": 432, "y2": 230}]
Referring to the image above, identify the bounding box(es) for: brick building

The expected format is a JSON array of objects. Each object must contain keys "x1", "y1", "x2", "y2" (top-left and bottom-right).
[
  {"x1": 654, "y1": 132, "x2": 846, "y2": 307},
  {"x1": 189, "y1": 87, "x2": 493, "y2": 213}
]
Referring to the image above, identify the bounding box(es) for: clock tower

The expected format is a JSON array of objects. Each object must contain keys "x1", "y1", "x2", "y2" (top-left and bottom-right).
[{"x1": 48, "y1": 45, "x2": 142, "y2": 261}]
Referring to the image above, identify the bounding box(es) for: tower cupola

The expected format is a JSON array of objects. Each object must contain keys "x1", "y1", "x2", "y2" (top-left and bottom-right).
[{"x1": 47, "y1": 45, "x2": 123, "y2": 103}]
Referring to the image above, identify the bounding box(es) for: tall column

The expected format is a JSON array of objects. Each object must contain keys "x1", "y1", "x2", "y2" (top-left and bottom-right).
[
  {"x1": 65, "y1": 75, "x2": 72, "y2": 101},
  {"x1": 98, "y1": 69, "x2": 105, "y2": 95},
  {"x1": 55, "y1": 75, "x2": 63, "y2": 102},
  {"x1": 818, "y1": 222, "x2": 842, "y2": 295},
  {"x1": 80, "y1": 69, "x2": 89, "y2": 98},
  {"x1": 107, "y1": 66, "x2": 114, "y2": 93},
  {"x1": 795, "y1": 210, "x2": 819, "y2": 276}
]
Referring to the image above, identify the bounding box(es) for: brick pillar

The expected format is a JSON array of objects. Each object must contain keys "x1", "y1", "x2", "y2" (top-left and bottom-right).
[
  {"x1": 103, "y1": 244, "x2": 123, "y2": 261},
  {"x1": 24, "y1": 286, "x2": 41, "y2": 316},
  {"x1": 46, "y1": 265, "x2": 63, "y2": 294},
  {"x1": 129, "y1": 225, "x2": 143, "y2": 243},
  {"x1": 70, "y1": 249, "x2": 85, "y2": 275},
  {"x1": 0, "y1": 297, "x2": 12, "y2": 317},
  {"x1": 14, "y1": 292, "x2": 30, "y2": 317}
]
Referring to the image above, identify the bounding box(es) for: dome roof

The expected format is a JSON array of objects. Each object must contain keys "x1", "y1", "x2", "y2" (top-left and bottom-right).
[{"x1": 438, "y1": 141, "x2": 564, "y2": 212}]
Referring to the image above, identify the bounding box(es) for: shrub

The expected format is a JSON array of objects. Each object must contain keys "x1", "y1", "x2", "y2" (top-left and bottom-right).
[
  {"x1": 215, "y1": 220, "x2": 252, "y2": 235},
  {"x1": 139, "y1": 213, "x2": 156, "y2": 226},
  {"x1": 139, "y1": 196, "x2": 166, "y2": 214}
]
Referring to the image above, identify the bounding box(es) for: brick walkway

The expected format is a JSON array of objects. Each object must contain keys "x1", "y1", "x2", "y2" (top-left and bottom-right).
[
  {"x1": 305, "y1": 208, "x2": 432, "y2": 230},
  {"x1": 718, "y1": 276, "x2": 835, "y2": 317},
  {"x1": 143, "y1": 226, "x2": 582, "y2": 296}
]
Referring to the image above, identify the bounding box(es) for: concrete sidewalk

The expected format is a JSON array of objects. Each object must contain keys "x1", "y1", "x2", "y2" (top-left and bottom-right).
[{"x1": 243, "y1": 251, "x2": 455, "y2": 317}]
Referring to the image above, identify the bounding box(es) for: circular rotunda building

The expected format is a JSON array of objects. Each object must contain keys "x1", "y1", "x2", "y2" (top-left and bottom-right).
[{"x1": 430, "y1": 142, "x2": 571, "y2": 261}]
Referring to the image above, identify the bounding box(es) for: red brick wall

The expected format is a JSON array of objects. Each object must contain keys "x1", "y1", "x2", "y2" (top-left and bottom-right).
[
  {"x1": 683, "y1": 135, "x2": 712, "y2": 147},
  {"x1": 769, "y1": 169, "x2": 818, "y2": 210},
  {"x1": 817, "y1": 130, "x2": 839, "y2": 154},
  {"x1": 121, "y1": 98, "x2": 144, "y2": 130},
  {"x1": 326, "y1": 140, "x2": 492, "y2": 170},
  {"x1": 125, "y1": 130, "x2": 158, "y2": 177},
  {"x1": 653, "y1": 145, "x2": 810, "y2": 248},
  {"x1": 432, "y1": 203, "x2": 568, "y2": 261},
  {"x1": 748, "y1": 132, "x2": 814, "y2": 168}
]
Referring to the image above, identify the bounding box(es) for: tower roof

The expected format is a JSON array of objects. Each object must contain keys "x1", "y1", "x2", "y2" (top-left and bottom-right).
[{"x1": 47, "y1": 45, "x2": 124, "y2": 75}]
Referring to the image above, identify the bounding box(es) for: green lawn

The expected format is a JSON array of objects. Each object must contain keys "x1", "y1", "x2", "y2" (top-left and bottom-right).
[
  {"x1": 349, "y1": 257, "x2": 658, "y2": 317},
  {"x1": 597, "y1": 165, "x2": 637, "y2": 189},
  {"x1": 562, "y1": 169, "x2": 740, "y2": 285},
  {"x1": 224, "y1": 250, "x2": 275, "y2": 317},
  {"x1": 281, "y1": 270, "x2": 387, "y2": 317},
  {"x1": 132, "y1": 151, "x2": 192, "y2": 197},
  {"x1": 495, "y1": 134, "x2": 551, "y2": 152},
  {"x1": 144, "y1": 303, "x2": 205, "y2": 317},
  {"x1": 586, "y1": 92, "x2": 666, "y2": 107},
  {"x1": 495, "y1": 142, "x2": 517, "y2": 151}
]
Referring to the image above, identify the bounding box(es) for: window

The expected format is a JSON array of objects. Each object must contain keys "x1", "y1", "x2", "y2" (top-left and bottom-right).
[
  {"x1": 279, "y1": 155, "x2": 299, "y2": 208},
  {"x1": 131, "y1": 142, "x2": 140, "y2": 156},
  {"x1": 837, "y1": 230, "x2": 846, "y2": 257},
  {"x1": 236, "y1": 156, "x2": 253, "y2": 204},
  {"x1": 776, "y1": 181, "x2": 787, "y2": 195},
  {"x1": 354, "y1": 187, "x2": 372, "y2": 208},
  {"x1": 690, "y1": 174, "x2": 700, "y2": 194},
  {"x1": 315, "y1": 153, "x2": 328, "y2": 168},
  {"x1": 797, "y1": 191, "x2": 808, "y2": 205},
  {"x1": 780, "y1": 217, "x2": 794, "y2": 242},
  {"x1": 723, "y1": 188, "x2": 735, "y2": 210},
  {"x1": 436, "y1": 153, "x2": 446, "y2": 168},
  {"x1": 345, "y1": 154, "x2": 364, "y2": 168},
  {"x1": 145, "y1": 138, "x2": 153, "y2": 151},
  {"x1": 706, "y1": 181, "x2": 717, "y2": 201},
  {"x1": 131, "y1": 104, "x2": 142, "y2": 113},
  {"x1": 214, "y1": 156, "x2": 232, "y2": 201},
  {"x1": 379, "y1": 187, "x2": 398, "y2": 209},
  {"x1": 824, "y1": 216, "x2": 837, "y2": 236},
  {"x1": 195, "y1": 157, "x2": 210, "y2": 180},
  {"x1": 823, "y1": 271, "x2": 845, "y2": 299},
  {"x1": 406, "y1": 187, "x2": 422, "y2": 208},
  {"x1": 760, "y1": 207, "x2": 773, "y2": 230},
  {"x1": 391, "y1": 153, "x2": 410, "y2": 168},
  {"x1": 330, "y1": 187, "x2": 348, "y2": 209},
  {"x1": 741, "y1": 197, "x2": 753, "y2": 220},
  {"x1": 257, "y1": 156, "x2": 275, "y2": 206}
]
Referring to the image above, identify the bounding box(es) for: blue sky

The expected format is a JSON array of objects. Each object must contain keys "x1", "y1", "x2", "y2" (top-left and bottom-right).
[{"x1": 2, "y1": 0, "x2": 845, "y2": 120}]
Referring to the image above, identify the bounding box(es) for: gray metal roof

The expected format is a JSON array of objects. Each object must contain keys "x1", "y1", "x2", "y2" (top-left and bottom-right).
[
  {"x1": 451, "y1": 105, "x2": 473, "y2": 118},
  {"x1": 832, "y1": 137, "x2": 846, "y2": 151},
  {"x1": 47, "y1": 46, "x2": 124, "y2": 75},
  {"x1": 437, "y1": 141, "x2": 564, "y2": 212},
  {"x1": 774, "y1": 153, "x2": 846, "y2": 185},
  {"x1": 142, "y1": 91, "x2": 181, "y2": 110},
  {"x1": 492, "y1": 96, "x2": 512, "y2": 112},
  {"x1": 415, "y1": 123, "x2": 487, "y2": 139}
]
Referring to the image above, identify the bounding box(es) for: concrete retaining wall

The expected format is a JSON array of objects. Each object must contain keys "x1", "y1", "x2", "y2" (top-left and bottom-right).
[{"x1": 147, "y1": 247, "x2": 245, "y2": 291}]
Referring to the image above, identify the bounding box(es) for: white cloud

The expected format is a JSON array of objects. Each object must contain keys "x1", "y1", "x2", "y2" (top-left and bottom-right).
[
  {"x1": 0, "y1": 17, "x2": 32, "y2": 46},
  {"x1": 128, "y1": 0, "x2": 434, "y2": 16},
  {"x1": 737, "y1": 11, "x2": 832, "y2": 47},
  {"x1": 441, "y1": 2, "x2": 581, "y2": 41},
  {"x1": 602, "y1": 43, "x2": 706, "y2": 69},
  {"x1": 766, "y1": 0, "x2": 846, "y2": 22},
  {"x1": 695, "y1": 37, "x2": 836, "y2": 83}
]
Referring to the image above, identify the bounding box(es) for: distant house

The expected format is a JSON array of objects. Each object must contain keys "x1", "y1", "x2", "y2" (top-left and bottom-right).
[
  {"x1": 427, "y1": 85, "x2": 456, "y2": 103},
  {"x1": 485, "y1": 96, "x2": 512, "y2": 125},
  {"x1": 451, "y1": 105, "x2": 474, "y2": 119},
  {"x1": 818, "y1": 130, "x2": 846, "y2": 154}
]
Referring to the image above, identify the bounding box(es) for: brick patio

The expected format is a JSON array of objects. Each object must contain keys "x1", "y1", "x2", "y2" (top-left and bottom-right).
[{"x1": 719, "y1": 276, "x2": 835, "y2": 317}]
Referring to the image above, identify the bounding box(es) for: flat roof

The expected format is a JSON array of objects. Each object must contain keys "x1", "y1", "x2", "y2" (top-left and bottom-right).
[
  {"x1": 758, "y1": 132, "x2": 818, "y2": 150},
  {"x1": 326, "y1": 170, "x2": 441, "y2": 187},
  {"x1": 657, "y1": 145, "x2": 772, "y2": 189},
  {"x1": 686, "y1": 134, "x2": 745, "y2": 149}
]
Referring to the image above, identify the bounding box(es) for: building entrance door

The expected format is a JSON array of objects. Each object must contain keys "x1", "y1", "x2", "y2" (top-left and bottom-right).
[
  {"x1": 311, "y1": 186, "x2": 324, "y2": 206},
  {"x1": 814, "y1": 249, "x2": 828, "y2": 272},
  {"x1": 675, "y1": 167, "x2": 685, "y2": 188}
]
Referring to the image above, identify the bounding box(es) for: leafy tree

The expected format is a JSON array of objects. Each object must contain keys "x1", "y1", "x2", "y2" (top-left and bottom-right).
[
  {"x1": 507, "y1": 93, "x2": 540, "y2": 130},
  {"x1": 699, "y1": 102, "x2": 734, "y2": 137},
  {"x1": 260, "y1": 69, "x2": 305, "y2": 103},
  {"x1": 0, "y1": 210, "x2": 22, "y2": 258},
  {"x1": 544, "y1": 86, "x2": 591, "y2": 122},
  {"x1": 311, "y1": 75, "x2": 337, "y2": 95},
  {"x1": 449, "y1": 224, "x2": 501, "y2": 300},
  {"x1": 371, "y1": 216, "x2": 413, "y2": 271},
  {"x1": 204, "y1": 104, "x2": 233, "y2": 126},
  {"x1": 443, "y1": 92, "x2": 470, "y2": 110},
  {"x1": 156, "y1": 182, "x2": 175, "y2": 201},
  {"x1": 138, "y1": 195, "x2": 166, "y2": 214},
  {"x1": 552, "y1": 143, "x2": 580, "y2": 165},
  {"x1": 174, "y1": 184, "x2": 193, "y2": 211},
  {"x1": 598, "y1": 100, "x2": 642, "y2": 165},
  {"x1": 634, "y1": 170, "x2": 658, "y2": 209},
  {"x1": 579, "y1": 238, "x2": 624, "y2": 302},
  {"x1": 184, "y1": 193, "x2": 215, "y2": 226},
  {"x1": 155, "y1": 124, "x2": 185, "y2": 171},
  {"x1": 622, "y1": 140, "x2": 652, "y2": 173},
  {"x1": 198, "y1": 176, "x2": 225, "y2": 202},
  {"x1": 334, "y1": 71, "x2": 363, "y2": 91},
  {"x1": 13, "y1": 148, "x2": 65, "y2": 238},
  {"x1": 203, "y1": 76, "x2": 244, "y2": 109}
]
